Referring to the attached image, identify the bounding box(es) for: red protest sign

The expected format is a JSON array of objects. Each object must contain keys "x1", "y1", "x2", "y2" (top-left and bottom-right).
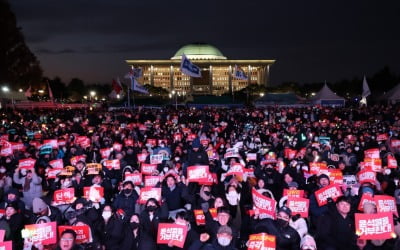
[
  {"x1": 309, "y1": 162, "x2": 328, "y2": 175},
  {"x1": 314, "y1": 184, "x2": 343, "y2": 206},
  {"x1": 358, "y1": 169, "x2": 376, "y2": 185},
  {"x1": 283, "y1": 189, "x2": 304, "y2": 198},
  {"x1": 11, "y1": 142, "x2": 25, "y2": 151},
  {"x1": 0, "y1": 229, "x2": 5, "y2": 242},
  {"x1": 391, "y1": 139, "x2": 400, "y2": 148},
  {"x1": 157, "y1": 223, "x2": 187, "y2": 248},
  {"x1": 70, "y1": 155, "x2": 86, "y2": 166},
  {"x1": 83, "y1": 187, "x2": 104, "y2": 203},
  {"x1": 144, "y1": 175, "x2": 161, "y2": 187},
  {"x1": 328, "y1": 169, "x2": 343, "y2": 185},
  {"x1": 47, "y1": 169, "x2": 62, "y2": 179},
  {"x1": 173, "y1": 133, "x2": 182, "y2": 141},
  {"x1": 125, "y1": 173, "x2": 142, "y2": 185},
  {"x1": 104, "y1": 159, "x2": 120, "y2": 170},
  {"x1": 100, "y1": 148, "x2": 111, "y2": 159},
  {"x1": 209, "y1": 208, "x2": 217, "y2": 220},
  {"x1": 387, "y1": 155, "x2": 397, "y2": 168},
  {"x1": 22, "y1": 222, "x2": 57, "y2": 245},
  {"x1": 374, "y1": 195, "x2": 398, "y2": 216},
  {"x1": 377, "y1": 134, "x2": 388, "y2": 141},
  {"x1": 187, "y1": 165, "x2": 209, "y2": 183},
  {"x1": 247, "y1": 233, "x2": 276, "y2": 250},
  {"x1": 58, "y1": 225, "x2": 91, "y2": 244},
  {"x1": 355, "y1": 212, "x2": 395, "y2": 240},
  {"x1": 198, "y1": 173, "x2": 218, "y2": 186},
  {"x1": 0, "y1": 241, "x2": 12, "y2": 250},
  {"x1": 363, "y1": 158, "x2": 382, "y2": 172},
  {"x1": 146, "y1": 139, "x2": 157, "y2": 147},
  {"x1": 0, "y1": 143, "x2": 12, "y2": 157},
  {"x1": 43, "y1": 139, "x2": 58, "y2": 149},
  {"x1": 187, "y1": 134, "x2": 197, "y2": 141},
  {"x1": 284, "y1": 148, "x2": 297, "y2": 160},
  {"x1": 200, "y1": 139, "x2": 209, "y2": 147},
  {"x1": 53, "y1": 188, "x2": 75, "y2": 205},
  {"x1": 194, "y1": 210, "x2": 205, "y2": 225},
  {"x1": 137, "y1": 153, "x2": 148, "y2": 163},
  {"x1": 287, "y1": 197, "x2": 309, "y2": 218},
  {"x1": 246, "y1": 153, "x2": 257, "y2": 161},
  {"x1": 139, "y1": 187, "x2": 161, "y2": 204},
  {"x1": 226, "y1": 163, "x2": 244, "y2": 177},
  {"x1": 358, "y1": 193, "x2": 375, "y2": 211},
  {"x1": 141, "y1": 163, "x2": 157, "y2": 175},
  {"x1": 113, "y1": 143, "x2": 122, "y2": 152},
  {"x1": 49, "y1": 159, "x2": 63, "y2": 169},
  {"x1": 364, "y1": 148, "x2": 380, "y2": 159},
  {"x1": 19, "y1": 158, "x2": 36, "y2": 169},
  {"x1": 252, "y1": 188, "x2": 276, "y2": 218}
]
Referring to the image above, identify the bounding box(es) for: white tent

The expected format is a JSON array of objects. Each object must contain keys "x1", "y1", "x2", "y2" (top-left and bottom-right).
[
  {"x1": 380, "y1": 83, "x2": 400, "y2": 103},
  {"x1": 311, "y1": 84, "x2": 345, "y2": 106}
]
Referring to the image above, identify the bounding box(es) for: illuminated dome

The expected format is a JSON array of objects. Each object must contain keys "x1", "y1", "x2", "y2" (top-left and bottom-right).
[{"x1": 171, "y1": 43, "x2": 227, "y2": 60}]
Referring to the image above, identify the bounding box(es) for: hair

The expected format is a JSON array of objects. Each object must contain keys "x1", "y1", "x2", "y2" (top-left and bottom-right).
[
  {"x1": 175, "y1": 210, "x2": 189, "y2": 221},
  {"x1": 60, "y1": 229, "x2": 77, "y2": 239},
  {"x1": 217, "y1": 206, "x2": 230, "y2": 215},
  {"x1": 145, "y1": 198, "x2": 160, "y2": 208}
]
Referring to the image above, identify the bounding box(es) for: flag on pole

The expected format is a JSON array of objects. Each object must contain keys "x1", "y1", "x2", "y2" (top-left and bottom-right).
[
  {"x1": 180, "y1": 54, "x2": 201, "y2": 77},
  {"x1": 47, "y1": 81, "x2": 54, "y2": 102},
  {"x1": 131, "y1": 78, "x2": 149, "y2": 94},
  {"x1": 124, "y1": 67, "x2": 143, "y2": 79},
  {"x1": 233, "y1": 65, "x2": 248, "y2": 80},
  {"x1": 24, "y1": 86, "x2": 32, "y2": 98},
  {"x1": 109, "y1": 78, "x2": 124, "y2": 99},
  {"x1": 362, "y1": 75, "x2": 371, "y2": 98}
]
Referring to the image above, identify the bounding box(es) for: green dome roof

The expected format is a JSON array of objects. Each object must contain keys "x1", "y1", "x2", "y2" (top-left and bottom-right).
[{"x1": 171, "y1": 43, "x2": 227, "y2": 60}]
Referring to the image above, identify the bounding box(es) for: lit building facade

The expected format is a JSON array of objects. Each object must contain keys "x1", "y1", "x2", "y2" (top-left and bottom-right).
[{"x1": 126, "y1": 43, "x2": 275, "y2": 96}]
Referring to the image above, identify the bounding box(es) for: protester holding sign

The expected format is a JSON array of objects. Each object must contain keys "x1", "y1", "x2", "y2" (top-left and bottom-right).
[
  {"x1": 113, "y1": 180, "x2": 139, "y2": 218},
  {"x1": 4, "y1": 202, "x2": 24, "y2": 249},
  {"x1": 13, "y1": 167, "x2": 42, "y2": 210}
]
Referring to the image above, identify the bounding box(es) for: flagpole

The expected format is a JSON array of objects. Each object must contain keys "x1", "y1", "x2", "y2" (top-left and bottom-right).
[{"x1": 127, "y1": 81, "x2": 131, "y2": 108}]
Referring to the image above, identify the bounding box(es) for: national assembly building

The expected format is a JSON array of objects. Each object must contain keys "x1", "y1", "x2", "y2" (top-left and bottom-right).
[{"x1": 125, "y1": 43, "x2": 275, "y2": 96}]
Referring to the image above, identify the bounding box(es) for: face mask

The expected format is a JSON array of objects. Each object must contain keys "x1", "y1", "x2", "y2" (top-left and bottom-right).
[
  {"x1": 276, "y1": 218, "x2": 289, "y2": 228},
  {"x1": 220, "y1": 145, "x2": 224, "y2": 149},
  {"x1": 130, "y1": 222, "x2": 139, "y2": 229},
  {"x1": 384, "y1": 169, "x2": 391, "y2": 175},
  {"x1": 21, "y1": 169, "x2": 27, "y2": 176},
  {"x1": 147, "y1": 205, "x2": 157, "y2": 212},
  {"x1": 5, "y1": 159, "x2": 11, "y2": 163},
  {"x1": 174, "y1": 157, "x2": 180, "y2": 161},
  {"x1": 124, "y1": 189, "x2": 133, "y2": 196},
  {"x1": 102, "y1": 211, "x2": 112, "y2": 220},
  {"x1": 218, "y1": 237, "x2": 231, "y2": 246},
  {"x1": 0, "y1": 168, "x2": 6, "y2": 173},
  {"x1": 63, "y1": 181, "x2": 71, "y2": 187}
]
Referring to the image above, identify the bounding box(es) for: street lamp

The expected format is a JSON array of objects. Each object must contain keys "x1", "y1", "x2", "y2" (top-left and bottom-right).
[
  {"x1": 2, "y1": 86, "x2": 10, "y2": 92},
  {"x1": 90, "y1": 91, "x2": 96, "y2": 101},
  {"x1": 171, "y1": 90, "x2": 178, "y2": 109}
]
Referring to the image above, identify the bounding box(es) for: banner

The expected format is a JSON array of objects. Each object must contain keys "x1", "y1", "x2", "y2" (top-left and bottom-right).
[
  {"x1": 70, "y1": 155, "x2": 86, "y2": 166},
  {"x1": 22, "y1": 222, "x2": 57, "y2": 245},
  {"x1": 180, "y1": 54, "x2": 201, "y2": 78},
  {"x1": 141, "y1": 163, "x2": 157, "y2": 175},
  {"x1": 53, "y1": 188, "x2": 75, "y2": 205},
  {"x1": 252, "y1": 188, "x2": 276, "y2": 218},
  {"x1": 49, "y1": 159, "x2": 64, "y2": 169},
  {"x1": 19, "y1": 158, "x2": 36, "y2": 169},
  {"x1": 283, "y1": 189, "x2": 304, "y2": 198},
  {"x1": 131, "y1": 78, "x2": 149, "y2": 94},
  {"x1": 144, "y1": 175, "x2": 161, "y2": 187},
  {"x1": 358, "y1": 170, "x2": 376, "y2": 184},
  {"x1": 355, "y1": 212, "x2": 395, "y2": 240},
  {"x1": 43, "y1": 139, "x2": 58, "y2": 149},
  {"x1": 194, "y1": 210, "x2": 205, "y2": 225},
  {"x1": 104, "y1": 159, "x2": 120, "y2": 170},
  {"x1": 124, "y1": 173, "x2": 142, "y2": 185},
  {"x1": 137, "y1": 153, "x2": 148, "y2": 163},
  {"x1": 187, "y1": 165, "x2": 209, "y2": 183},
  {"x1": 83, "y1": 186, "x2": 104, "y2": 203},
  {"x1": 374, "y1": 195, "x2": 398, "y2": 216},
  {"x1": 233, "y1": 65, "x2": 248, "y2": 80},
  {"x1": 139, "y1": 187, "x2": 161, "y2": 204},
  {"x1": 364, "y1": 148, "x2": 380, "y2": 159},
  {"x1": 58, "y1": 225, "x2": 91, "y2": 244},
  {"x1": 157, "y1": 223, "x2": 187, "y2": 248},
  {"x1": 287, "y1": 197, "x2": 309, "y2": 218},
  {"x1": 247, "y1": 233, "x2": 276, "y2": 250},
  {"x1": 314, "y1": 184, "x2": 343, "y2": 206}
]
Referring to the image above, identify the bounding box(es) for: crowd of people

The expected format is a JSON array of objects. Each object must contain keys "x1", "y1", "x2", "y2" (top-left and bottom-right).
[{"x1": 0, "y1": 105, "x2": 400, "y2": 250}]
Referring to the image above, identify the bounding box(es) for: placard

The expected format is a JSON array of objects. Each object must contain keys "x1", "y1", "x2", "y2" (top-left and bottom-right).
[
  {"x1": 287, "y1": 197, "x2": 309, "y2": 218},
  {"x1": 157, "y1": 223, "x2": 187, "y2": 248},
  {"x1": 314, "y1": 184, "x2": 343, "y2": 207},
  {"x1": 139, "y1": 187, "x2": 161, "y2": 204},
  {"x1": 355, "y1": 212, "x2": 395, "y2": 240},
  {"x1": 22, "y1": 222, "x2": 57, "y2": 245}
]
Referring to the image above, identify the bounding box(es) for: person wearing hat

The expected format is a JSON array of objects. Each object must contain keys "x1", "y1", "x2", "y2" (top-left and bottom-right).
[
  {"x1": 189, "y1": 225, "x2": 238, "y2": 250},
  {"x1": 4, "y1": 201, "x2": 24, "y2": 249},
  {"x1": 186, "y1": 138, "x2": 209, "y2": 167},
  {"x1": 253, "y1": 206, "x2": 300, "y2": 250},
  {"x1": 30, "y1": 197, "x2": 62, "y2": 225},
  {"x1": 204, "y1": 207, "x2": 239, "y2": 247},
  {"x1": 0, "y1": 188, "x2": 25, "y2": 214},
  {"x1": 316, "y1": 196, "x2": 357, "y2": 250},
  {"x1": 161, "y1": 173, "x2": 193, "y2": 215}
]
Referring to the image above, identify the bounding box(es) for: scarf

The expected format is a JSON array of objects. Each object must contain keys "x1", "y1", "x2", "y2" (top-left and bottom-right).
[{"x1": 24, "y1": 178, "x2": 31, "y2": 192}]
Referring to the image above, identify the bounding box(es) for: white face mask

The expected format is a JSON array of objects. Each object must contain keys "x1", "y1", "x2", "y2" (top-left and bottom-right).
[
  {"x1": 218, "y1": 237, "x2": 231, "y2": 246},
  {"x1": 0, "y1": 168, "x2": 6, "y2": 173},
  {"x1": 102, "y1": 211, "x2": 112, "y2": 220}
]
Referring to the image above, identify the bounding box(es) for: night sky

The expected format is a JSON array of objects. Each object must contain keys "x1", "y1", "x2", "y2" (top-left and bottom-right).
[{"x1": 9, "y1": 0, "x2": 400, "y2": 86}]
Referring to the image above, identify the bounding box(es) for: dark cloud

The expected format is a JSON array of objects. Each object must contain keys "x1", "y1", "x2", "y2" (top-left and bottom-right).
[{"x1": 8, "y1": 0, "x2": 400, "y2": 84}]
